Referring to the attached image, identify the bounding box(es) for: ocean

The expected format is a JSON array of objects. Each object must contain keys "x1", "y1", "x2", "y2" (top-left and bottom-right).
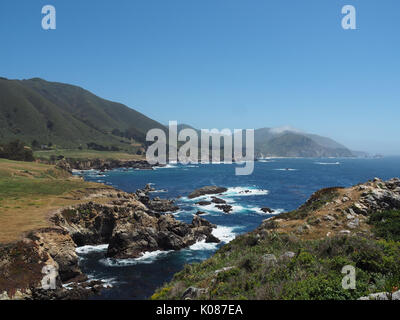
[{"x1": 74, "y1": 157, "x2": 400, "y2": 299}]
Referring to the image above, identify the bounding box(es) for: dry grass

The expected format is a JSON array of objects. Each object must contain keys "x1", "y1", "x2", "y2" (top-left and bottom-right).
[
  {"x1": 271, "y1": 186, "x2": 372, "y2": 240},
  {"x1": 0, "y1": 159, "x2": 114, "y2": 243}
]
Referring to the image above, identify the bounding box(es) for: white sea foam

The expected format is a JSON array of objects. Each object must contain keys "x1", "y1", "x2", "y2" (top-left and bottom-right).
[
  {"x1": 274, "y1": 168, "x2": 297, "y2": 171},
  {"x1": 149, "y1": 189, "x2": 168, "y2": 193},
  {"x1": 315, "y1": 162, "x2": 340, "y2": 165},
  {"x1": 76, "y1": 244, "x2": 109, "y2": 255},
  {"x1": 254, "y1": 208, "x2": 285, "y2": 215},
  {"x1": 154, "y1": 164, "x2": 177, "y2": 169},
  {"x1": 189, "y1": 225, "x2": 237, "y2": 251},
  {"x1": 223, "y1": 186, "x2": 269, "y2": 197},
  {"x1": 62, "y1": 275, "x2": 118, "y2": 289},
  {"x1": 99, "y1": 250, "x2": 172, "y2": 267},
  {"x1": 212, "y1": 225, "x2": 236, "y2": 243},
  {"x1": 189, "y1": 240, "x2": 219, "y2": 251}
]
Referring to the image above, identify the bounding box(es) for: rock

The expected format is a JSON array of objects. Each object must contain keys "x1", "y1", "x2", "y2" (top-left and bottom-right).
[
  {"x1": 52, "y1": 193, "x2": 217, "y2": 260},
  {"x1": 358, "y1": 290, "x2": 400, "y2": 300},
  {"x1": 144, "y1": 183, "x2": 155, "y2": 192},
  {"x1": 215, "y1": 204, "x2": 233, "y2": 214},
  {"x1": 339, "y1": 230, "x2": 351, "y2": 235},
  {"x1": 195, "y1": 210, "x2": 207, "y2": 215},
  {"x1": 347, "y1": 218, "x2": 360, "y2": 229},
  {"x1": 352, "y1": 202, "x2": 368, "y2": 215},
  {"x1": 205, "y1": 233, "x2": 220, "y2": 243},
  {"x1": 262, "y1": 254, "x2": 277, "y2": 267},
  {"x1": 182, "y1": 287, "x2": 208, "y2": 300},
  {"x1": 196, "y1": 201, "x2": 212, "y2": 206},
  {"x1": 27, "y1": 228, "x2": 82, "y2": 282},
  {"x1": 188, "y1": 186, "x2": 228, "y2": 199},
  {"x1": 261, "y1": 207, "x2": 273, "y2": 214},
  {"x1": 147, "y1": 198, "x2": 179, "y2": 213},
  {"x1": 215, "y1": 266, "x2": 235, "y2": 274},
  {"x1": 347, "y1": 208, "x2": 356, "y2": 216},
  {"x1": 323, "y1": 215, "x2": 335, "y2": 222},
  {"x1": 210, "y1": 197, "x2": 226, "y2": 204},
  {"x1": 192, "y1": 215, "x2": 216, "y2": 228},
  {"x1": 279, "y1": 251, "x2": 296, "y2": 262},
  {"x1": 56, "y1": 159, "x2": 155, "y2": 171}
]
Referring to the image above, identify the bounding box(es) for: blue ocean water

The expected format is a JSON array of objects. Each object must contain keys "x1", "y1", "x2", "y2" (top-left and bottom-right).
[{"x1": 75, "y1": 157, "x2": 400, "y2": 299}]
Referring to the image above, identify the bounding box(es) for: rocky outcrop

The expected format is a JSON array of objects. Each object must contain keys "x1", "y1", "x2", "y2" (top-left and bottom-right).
[
  {"x1": 0, "y1": 228, "x2": 105, "y2": 300},
  {"x1": 1, "y1": 184, "x2": 221, "y2": 300},
  {"x1": 188, "y1": 186, "x2": 228, "y2": 199},
  {"x1": 108, "y1": 215, "x2": 219, "y2": 259},
  {"x1": 211, "y1": 197, "x2": 226, "y2": 204},
  {"x1": 135, "y1": 186, "x2": 179, "y2": 213},
  {"x1": 215, "y1": 204, "x2": 233, "y2": 214},
  {"x1": 27, "y1": 228, "x2": 82, "y2": 282},
  {"x1": 56, "y1": 158, "x2": 157, "y2": 173},
  {"x1": 51, "y1": 189, "x2": 219, "y2": 260},
  {"x1": 261, "y1": 207, "x2": 273, "y2": 214},
  {"x1": 357, "y1": 178, "x2": 400, "y2": 213}
]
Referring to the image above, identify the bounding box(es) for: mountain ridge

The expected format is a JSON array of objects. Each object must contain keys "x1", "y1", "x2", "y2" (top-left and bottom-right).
[{"x1": 1, "y1": 77, "x2": 356, "y2": 158}]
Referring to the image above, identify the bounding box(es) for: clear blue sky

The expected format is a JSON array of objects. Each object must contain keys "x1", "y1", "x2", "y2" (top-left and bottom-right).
[{"x1": 1, "y1": 0, "x2": 399, "y2": 154}]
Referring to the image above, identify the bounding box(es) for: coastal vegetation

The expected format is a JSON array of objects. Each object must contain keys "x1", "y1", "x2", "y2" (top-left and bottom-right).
[
  {"x1": 152, "y1": 233, "x2": 400, "y2": 300},
  {"x1": 152, "y1": 179, "x2": 400, "y2": 300}
]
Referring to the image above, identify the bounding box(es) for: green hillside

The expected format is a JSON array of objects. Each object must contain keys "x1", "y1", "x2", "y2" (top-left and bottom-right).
[
  {"x1": 254, "y1": 128, "x2": 353, "y2": 158},
  {"x1": 0, "y1": 77, "x2": 165, "y2": 150}
]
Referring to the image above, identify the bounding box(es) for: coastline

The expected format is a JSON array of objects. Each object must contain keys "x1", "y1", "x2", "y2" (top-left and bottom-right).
[{"x1": 1, "y1": 157, "x2": 400, "y2": 300}]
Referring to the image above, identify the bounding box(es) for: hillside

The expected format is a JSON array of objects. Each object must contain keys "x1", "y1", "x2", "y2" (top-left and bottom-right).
[
  {"x1": 152, "y1": 178, "x2": 400, "y2": 300},
  {"x1": 254, "y1": 128, "x2": 354, "y2": 158},
  {"x1": 0, "y1": 77, "x2": 165, "y2": 150}
]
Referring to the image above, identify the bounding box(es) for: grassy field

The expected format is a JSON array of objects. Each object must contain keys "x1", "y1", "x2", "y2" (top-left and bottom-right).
[
  {"x1": 0, "y1": 159, "x2": 111, "y2": 243},
  {"x1": 34, "y1": 149, "x2": 144, "y2": 161}
]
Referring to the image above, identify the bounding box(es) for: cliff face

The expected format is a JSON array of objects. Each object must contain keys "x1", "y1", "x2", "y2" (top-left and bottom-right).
[
  {"x1": 152, "y1": 178, "x2": 400, "y2": 300},
  {"x1": 52, "y1": 194, "x2": 219, "y2": 260},
  {"x1": 0, "y1": 186, "x2": 219, "y2": 300}
]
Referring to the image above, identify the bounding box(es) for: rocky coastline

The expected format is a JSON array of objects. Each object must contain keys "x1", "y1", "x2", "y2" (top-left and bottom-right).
[
  {"x1": 53, "y1": 158, "x2": 158, "y2": 173},
  {"x1": 0, "y1": 184, "x2": 219, "y2": 300},
  {"x1": 152, "y1": 178, "x2": 400, "y2": 300}
]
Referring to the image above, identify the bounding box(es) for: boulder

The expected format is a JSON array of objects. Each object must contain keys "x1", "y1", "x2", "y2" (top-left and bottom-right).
[
  {"x1": 211, "y1": 197, "x2": 226, "y2": 204},
  {"x1": 261, "y1": 207, "x2": 273, "y2": 214},
  {"x1": 182, "y1": 287, "x2": 208, "y2": 300},
  {"x1": 262, "y1": 254, "x2": 277, "y2": 267},
  {"x1": 215, "y1": 204, "x2": 233, "y2": 214},
  {"x1": 279, "y1": 251, "x2": 296, "y2": 262}
]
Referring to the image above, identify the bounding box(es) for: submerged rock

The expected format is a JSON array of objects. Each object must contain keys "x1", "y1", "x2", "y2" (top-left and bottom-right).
[{"x1": 261, "y1": 207, "x2": 273, "y2": 214}]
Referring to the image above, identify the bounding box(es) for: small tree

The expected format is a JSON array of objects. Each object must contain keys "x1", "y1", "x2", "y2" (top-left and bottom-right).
[{"x1": 0, "y1": 140, "x2": 35, "y2": 162}]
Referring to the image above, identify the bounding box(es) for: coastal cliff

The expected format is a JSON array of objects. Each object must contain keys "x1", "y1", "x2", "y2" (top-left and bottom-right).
[
  {"x1": 152, "y1": 178, "x2": 400, "y2": 300},
  {"x1": 0, "y1": 183, "x2": 219, "y2": 300}
]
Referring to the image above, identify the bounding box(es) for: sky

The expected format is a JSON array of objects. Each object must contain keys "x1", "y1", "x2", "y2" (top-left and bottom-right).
[{"x1": 0, "y1": 0, "x2": 399, "y2": 154}]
